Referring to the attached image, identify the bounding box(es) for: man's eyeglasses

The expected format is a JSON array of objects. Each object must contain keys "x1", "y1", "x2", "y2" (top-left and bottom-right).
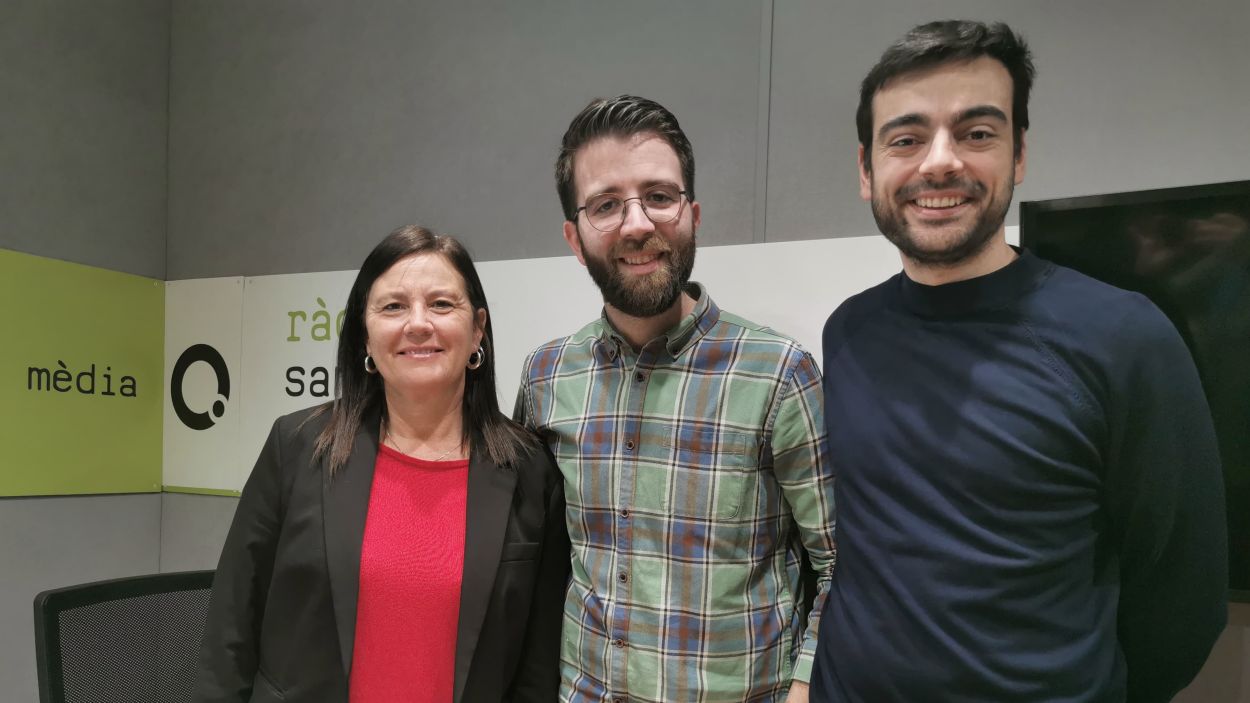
[{"x1": 575, "y1": 185, "x2": 688, "y2": 233}]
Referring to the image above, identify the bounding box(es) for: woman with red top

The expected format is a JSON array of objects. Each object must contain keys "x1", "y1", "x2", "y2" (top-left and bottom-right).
[{"x1": 194, "y1": 226, "x2": 568, "y2": 703}]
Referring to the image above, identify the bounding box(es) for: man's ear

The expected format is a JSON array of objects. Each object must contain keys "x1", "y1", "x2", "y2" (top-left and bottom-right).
[
  {"x1": 690, "y1": 200, "x2": 701, "y2": 229},
  {"x1": 858, "y1": 144, "x2": 872, "y2": 201},
  {"x1": 563, "y1": 220, "x2": 587, "y2": 266},
  {"x1": 1014, "y1": 131, "x2": 1027, "y2": 185}
]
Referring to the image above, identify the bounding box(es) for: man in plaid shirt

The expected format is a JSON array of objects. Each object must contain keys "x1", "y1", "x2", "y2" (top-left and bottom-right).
[{"x1": 515, "y1": 95, "x2": 837, "y2": 703}]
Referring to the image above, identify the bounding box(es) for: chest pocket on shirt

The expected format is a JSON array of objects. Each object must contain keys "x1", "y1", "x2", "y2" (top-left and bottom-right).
[{"x1": 652, "y1": 428, "x2": 758, "y2": 520}]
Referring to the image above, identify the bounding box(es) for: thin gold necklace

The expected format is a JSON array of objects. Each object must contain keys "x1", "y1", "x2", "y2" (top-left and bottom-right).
[{"x1": 384, "y1": 425, "x2": 461, "y2": 462}]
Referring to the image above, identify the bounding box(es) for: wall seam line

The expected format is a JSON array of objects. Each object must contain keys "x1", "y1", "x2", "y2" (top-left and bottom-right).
[{"x1": 752, "y1": 0, "x2": 775, "y2": 244}]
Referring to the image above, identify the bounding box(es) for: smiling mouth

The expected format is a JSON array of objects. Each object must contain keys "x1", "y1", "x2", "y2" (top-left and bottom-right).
[
  {"x1": 398, "y1": 349, "x2": 441, "y2": 357},
  {"x1": 912, "y1": 196, "x2": 969, "y2": 209},
  {"x1": 621, "y1": 252, "x2": 663, "y2": 265}
]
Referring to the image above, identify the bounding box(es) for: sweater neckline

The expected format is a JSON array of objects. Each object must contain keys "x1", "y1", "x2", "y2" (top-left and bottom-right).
[
  {"x1": 377, "y1": 441, "x2": 469, "y2": 470},
  {"x1": 898, "y1": 247, "x2": 1051, "y2": 318}
]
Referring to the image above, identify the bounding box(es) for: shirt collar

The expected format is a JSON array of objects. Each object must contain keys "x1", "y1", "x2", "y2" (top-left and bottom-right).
[{"x1": 595, "y1": 282, "x2": 719, "y2": 359}]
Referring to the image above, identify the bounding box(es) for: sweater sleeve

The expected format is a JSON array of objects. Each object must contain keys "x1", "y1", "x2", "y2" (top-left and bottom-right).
[
  {"x1": 192, "y1": 418, "x2": 288, "y2": 703},
  {"x1": 768, "y1": 349, "x2": 837, "y2": 684},
  {"x1": 1104, "y1": 299, "x2": 1228, "y2": 702}
]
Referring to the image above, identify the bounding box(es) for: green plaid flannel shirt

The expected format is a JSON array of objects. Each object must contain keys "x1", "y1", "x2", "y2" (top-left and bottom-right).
[{"x1": 515, "y1": 284, "x2": 837, "y2": 703}]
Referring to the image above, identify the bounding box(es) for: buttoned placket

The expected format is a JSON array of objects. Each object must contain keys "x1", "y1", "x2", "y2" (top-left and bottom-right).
[
  {"x1": 602, "y1": 335, "x2": 631, "y2": 702},
  {"x1": 605, "y1": 334, "x2": 667, "y2": 703}
]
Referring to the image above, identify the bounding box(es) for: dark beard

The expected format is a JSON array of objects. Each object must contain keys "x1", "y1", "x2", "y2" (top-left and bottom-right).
[
  {"x1": 579, "y1": 231, "x2": 696, "y2": 317},
  {"x1": 872, "y1": 177, "x2": 1012, "y2": 266}
]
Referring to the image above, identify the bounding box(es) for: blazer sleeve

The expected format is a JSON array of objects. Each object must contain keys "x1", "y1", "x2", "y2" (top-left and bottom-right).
[
  {"x1": 193, "y1": 418, "x2": 289, "y2": 703},
  {"x1": 507, "y1": 447, "x2": 571, "y2": 702}
]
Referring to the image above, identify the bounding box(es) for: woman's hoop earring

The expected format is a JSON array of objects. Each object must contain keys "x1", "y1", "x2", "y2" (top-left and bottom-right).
[
  {"x1": 364, "y1": 355, "x2": 378, "y2": 374},
  {"x1": 466, "y1": 346, "x2": 485, "y2": 370}
]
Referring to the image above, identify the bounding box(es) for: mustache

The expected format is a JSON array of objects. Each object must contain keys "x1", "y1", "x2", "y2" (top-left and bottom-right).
[
  {"x1": 614, "y1": 236, "x2": 671, "y2": 256},
  {"x1": 896, "y1": 178, "x2": 987, "y2": 200}
]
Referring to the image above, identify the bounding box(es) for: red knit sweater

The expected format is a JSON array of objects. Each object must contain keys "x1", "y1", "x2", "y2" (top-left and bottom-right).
[{"x1": 349, "y1": 444, "x2": 468, "y2": 703}]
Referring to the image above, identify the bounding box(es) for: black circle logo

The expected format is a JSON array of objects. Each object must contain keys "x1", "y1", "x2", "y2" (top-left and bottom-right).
[{"x1": 171, "y1": 344, "x2": 230, "y2": 431}]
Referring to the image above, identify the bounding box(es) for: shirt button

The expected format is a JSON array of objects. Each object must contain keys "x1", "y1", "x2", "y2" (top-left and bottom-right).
[
  {"x1": 634, "y1": 371, "x2": 645, "y2": 382},
  {"x1": 625, "y1": 439, "x2": 635, "y2": 451},
  {"x1": 612, "y1": 638, "x2": 626, "y2": 648},
  {"x1": 619, "y1": 509, "x2": 630, "y2": 519},
  {"x1": 618, "y1": 571, "x2": 629, "y2": 583}
]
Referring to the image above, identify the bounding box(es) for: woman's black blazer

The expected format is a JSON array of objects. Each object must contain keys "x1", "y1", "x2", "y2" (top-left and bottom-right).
[{"x1": 193, "y1": 405, "x2": 568, "y2": 702}]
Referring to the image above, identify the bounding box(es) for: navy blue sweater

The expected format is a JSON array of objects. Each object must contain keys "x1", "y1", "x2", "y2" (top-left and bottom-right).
[{"x1": 811, "y1": 250, "x2": 1227, "y2": 702}]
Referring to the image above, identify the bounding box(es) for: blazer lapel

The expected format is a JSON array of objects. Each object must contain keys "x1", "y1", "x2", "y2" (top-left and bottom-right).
[
  {"x1": 453, "y1": 453, "x2": 517, "y2": 703},
  {"x1": 322, "y1": 410, "x2": 381, "y2": 679}
]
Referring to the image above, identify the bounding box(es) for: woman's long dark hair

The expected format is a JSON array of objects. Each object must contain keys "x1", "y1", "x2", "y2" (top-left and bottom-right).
[{"x1": 313, "y1": 225, "x2": 538, "y2": 473}]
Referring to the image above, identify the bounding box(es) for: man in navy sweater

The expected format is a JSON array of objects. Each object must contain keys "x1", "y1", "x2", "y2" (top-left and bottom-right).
[{"x1": 810, "y1": 20, "x2": 1228, "y2": 703}]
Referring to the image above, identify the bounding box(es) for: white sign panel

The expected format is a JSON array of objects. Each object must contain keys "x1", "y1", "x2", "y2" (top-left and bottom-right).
[
  {"x1": 163, "y1": 277, "x2": 244, "y2": 492},
  {"x1": 477, "y1": 254, "x2": 603, "y2": 410},
  {"x1": 237, "y1": 271, "x2": 357, "y2": 477}
]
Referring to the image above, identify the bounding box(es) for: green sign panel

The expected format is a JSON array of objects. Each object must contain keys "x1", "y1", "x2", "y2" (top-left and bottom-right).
[{"x1": 0, "y1": 249, "x2": 164, "y2": 495}]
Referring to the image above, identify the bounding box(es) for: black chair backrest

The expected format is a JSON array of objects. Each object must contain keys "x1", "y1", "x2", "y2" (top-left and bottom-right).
[{"x1": 33, "y1": 570, "x2": 215, "y2": 703}]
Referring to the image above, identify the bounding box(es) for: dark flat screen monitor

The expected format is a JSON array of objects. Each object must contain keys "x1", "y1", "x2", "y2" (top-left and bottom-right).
[{"x1": 1021, "y1": 180, "x2": 1250, "y2": 601}]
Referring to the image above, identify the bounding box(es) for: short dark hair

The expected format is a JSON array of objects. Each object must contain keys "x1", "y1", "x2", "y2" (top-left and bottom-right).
[
  {"x1": 556, "y1": 95, "x2": 696, "y2": 221},
  {"x1": 315, "y1": 225, "x2": 537, "y2": 473},
  {"x1": 857, "y1": 20, "x2": 1035, "y2": 171}
]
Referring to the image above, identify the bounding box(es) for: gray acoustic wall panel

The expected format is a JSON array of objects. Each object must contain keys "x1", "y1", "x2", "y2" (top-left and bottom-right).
[
  {"x1": 159, "y1": 492, "x2": 239, "y2": 573},
  {"x1": 766, "y1": 0, "x2": 1250, "y2": 242},
  {"x1": 0, "y1": 494, "x2": 161, "y2": 703},
  {"x1": 0, "y1": 0, "x2": 168, "y2": 278},
  {"x1": 168, "y1": 0, "x2": 766, "y2": 278}
]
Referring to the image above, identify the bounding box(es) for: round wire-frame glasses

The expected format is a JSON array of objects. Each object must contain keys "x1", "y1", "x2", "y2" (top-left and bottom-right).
[{"x1": 575, "y1": 185, "x2": 688, "y2": 233}]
